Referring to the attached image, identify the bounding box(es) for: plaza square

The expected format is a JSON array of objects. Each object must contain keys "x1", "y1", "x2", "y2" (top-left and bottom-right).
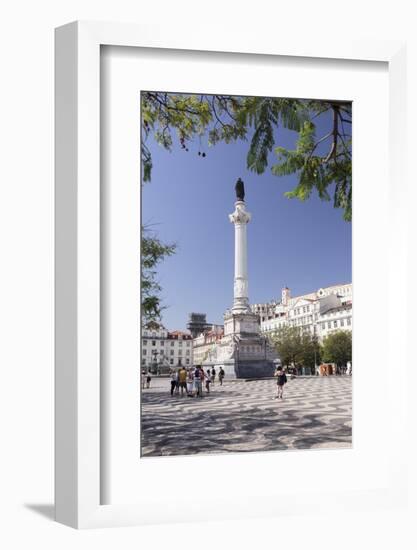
[
  {"x1": 141, "y1": 93, "x2": 352, "y2": 457},
  {"x1": 141, "y1": 376, "x2": 352, "y2": 457}
]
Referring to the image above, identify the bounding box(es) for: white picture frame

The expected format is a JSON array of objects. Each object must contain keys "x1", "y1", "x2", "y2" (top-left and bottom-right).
[{"x1": 55, "y1": 21, "x2": 407, "y2": 529}]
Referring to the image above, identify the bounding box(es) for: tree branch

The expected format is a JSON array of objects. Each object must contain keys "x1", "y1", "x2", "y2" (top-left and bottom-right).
[
  {"x1": 324, "y1": 106, "x2": 339, "y2": 163},
  {"x1": 145, "y1": 92, "x2": 202, "y2": 117},
  {"x1": 307, "y1": 130, "x2": 333, "y2": 161},
  {"x1": 211, "y1": 97, "x2": 227, "y2": 128}
]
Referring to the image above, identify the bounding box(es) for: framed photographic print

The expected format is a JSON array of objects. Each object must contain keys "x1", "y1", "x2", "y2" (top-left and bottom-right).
[{"x1": 55, "y1": 21, "x2": 408, "y2": 528}]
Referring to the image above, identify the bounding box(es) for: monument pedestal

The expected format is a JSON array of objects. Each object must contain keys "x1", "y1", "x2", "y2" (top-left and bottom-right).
[{"x1": 215, "y1": 310, "x2": 276, "y2": 379}]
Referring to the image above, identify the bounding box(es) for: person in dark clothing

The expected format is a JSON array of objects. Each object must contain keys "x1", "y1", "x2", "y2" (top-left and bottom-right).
[
  {"x1": 146, "y1": 370, "x2": 152, "y2": 389},
  {"x1": 274, "y1": 366, "x2": 287, "y2": 399},
  {"x1": 218, "y1": 367, "x2": 225, "y2": 386},
  {"x1": 205, "y1": 369, "x2": 212, "y2": 393}
]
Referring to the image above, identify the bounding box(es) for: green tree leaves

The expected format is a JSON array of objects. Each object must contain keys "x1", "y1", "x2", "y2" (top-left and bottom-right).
[
  {"x1": 269, "y1": 326, "x2": 301, "y2": 367},
  {"x1": 271, "y1": 104, "x2": 352, "y2": 220},
  {"x1": 322, "y1": 330, "x2": 352, "y2": 367},
  {"x1": 269, "y1": 326, "x2": 320, "y2": 368},
  {"x1": 141, "y1": 229, "x2": 176, "y2": 324},
  {"x1": 141, "y1": 92, "x2": 352, "y2": 220}
]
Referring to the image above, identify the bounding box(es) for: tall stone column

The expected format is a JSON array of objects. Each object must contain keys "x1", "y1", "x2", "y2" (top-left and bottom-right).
[{"x1": 229, "y1": 200, "x2": 251, "y2": 313}]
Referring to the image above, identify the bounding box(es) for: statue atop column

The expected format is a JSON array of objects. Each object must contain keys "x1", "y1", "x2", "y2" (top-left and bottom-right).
[
  {"x1": 221, "y1": 177, "x2": 277, "y2": 379},
  {"x1": 235, "y1": 177, "x2": 245, "y2": 201}
]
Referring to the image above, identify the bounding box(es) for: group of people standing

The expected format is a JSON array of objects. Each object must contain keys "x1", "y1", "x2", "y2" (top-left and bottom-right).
[
  {"x1": 141, "y1": 369, "x2": 152, "y2": 389},
  {"x1": 141, "y1": 364, "x2": 289, "y2": 400},
  {"x1": 170, "y1": 365, "x2": 225, "y2": 397}
]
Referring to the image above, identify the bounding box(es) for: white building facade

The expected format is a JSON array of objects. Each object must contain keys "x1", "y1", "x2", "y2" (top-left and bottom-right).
[
  {"x1": 251, "y1": 283, "x2": 352, "y2": 341},
  {"x1": 141, "y1": 326, "x2": 193, "y2": 372},
  {"x1": 192, "y1": 326, "x2": 224, "y2": 366}
]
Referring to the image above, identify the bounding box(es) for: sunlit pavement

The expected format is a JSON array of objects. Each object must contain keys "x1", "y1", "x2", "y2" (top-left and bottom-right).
[{"x1": 141, "y1": 376, "x2": 352, "y2": 457}]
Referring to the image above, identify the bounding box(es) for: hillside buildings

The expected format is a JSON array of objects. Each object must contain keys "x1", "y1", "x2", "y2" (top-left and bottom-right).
[
  {"x1": 141, "y1": 282, "x2": 352, "y2": 372},
  {"x1": 251, "y1": 283, "x2": 352, "y2": 341}
]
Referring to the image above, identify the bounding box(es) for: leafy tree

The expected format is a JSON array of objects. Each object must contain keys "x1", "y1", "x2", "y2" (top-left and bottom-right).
[
  {"x1": 322, "y1": 330, "x2": 352, "y2": 367},
  {"x1": 270, "y1": 326, "x2": 322, "y2": 369},
  {"x1": 141, "y1": 229, "x2": 176, "y2": 324},
  {"x1": 141, "y1": 93, "x2": 352, "y2": 220},
  {"x1": 299, "y1": 333, "x2": 322, "y2": 369},
  {"x1": 269, "y1": 326, "x2": 301, "y2": 367}
]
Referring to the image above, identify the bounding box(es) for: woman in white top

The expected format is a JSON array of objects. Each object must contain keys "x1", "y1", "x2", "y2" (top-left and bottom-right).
[
  {"x1": 186, "y1": 368, "x2": 194, "y2": 397},
  {"x1": 170, "y1": 370, "x2": 177, "y2": 396}
]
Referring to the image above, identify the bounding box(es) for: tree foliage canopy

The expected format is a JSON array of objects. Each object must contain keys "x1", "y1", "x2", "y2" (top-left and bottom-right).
[
  {"x1": 322, "y1": 330, "x2": 352, "y2": 367},
  {"x1": 269, "y1": 326, "x2": 321, "y2": 368},
  {"x1": 141, "y1": 93, "x2": 352, "y2": 220},
  {"x1": 141, "y1": 229, "x2": 176, "y2": 324}
]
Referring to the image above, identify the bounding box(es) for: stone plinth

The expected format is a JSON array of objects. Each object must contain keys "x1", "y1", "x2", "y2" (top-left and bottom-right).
[{"x1": 212, "y1": 310, "x2": 277, "y2": 379}]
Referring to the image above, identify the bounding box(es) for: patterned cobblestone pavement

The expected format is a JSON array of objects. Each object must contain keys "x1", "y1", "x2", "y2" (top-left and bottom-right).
[{"x1": 141, "y1": 377, "x2": 352, "y2": 457}]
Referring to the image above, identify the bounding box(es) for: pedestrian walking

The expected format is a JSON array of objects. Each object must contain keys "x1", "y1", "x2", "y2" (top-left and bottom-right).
[
  {"x1": 205, "y1": 369, "x2": 212, "y2": 393},
  {"x1": 274, "y1": 366, "x2": 287, "y2": 399},
  {"x1": 218, "y1": 367, "x2": 225, "y2": 386},
  {"x1": 146, "y1": 370, "x2": 152, "y2": 389},
  {"x1": 170, "y1": 369, "x2": 178, "y2": 396},
  {"x1": 187, "y1": 367, "x2": 195, "y2": 397},
  {"x1": 194, "y1": 365, "x2": 203, "y2": 397},
  {"x1": 178, "y1": 365, "x2": 187, "y2": 397},
  {"x1": 211, "y1": 367, "x2": 216, "y2": 385}
]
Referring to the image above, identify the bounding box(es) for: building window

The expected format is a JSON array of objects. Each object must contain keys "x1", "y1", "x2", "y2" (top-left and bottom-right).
[
  {"x1": 142, "y1": 349, "x2": 147, "y2": 355},
  {"x1": 178, "y1": 350, "x2": 182, "y2": 356},
  {"x1": 178, "y1": 341, "x2": 183, "y2": 346},
  {"x1": 186, "y1": 342, "x2": 190, "y2": 347},
  {"x1": 334, "y1": 320, "x2": 338, "y2": 328},
  {"x1": 170, "y1": 359, "x2": 174, "y2": 365},
  {"x1": 160, "y1": 341, "x2": 164, "y2": 346},
  {"x1": 347, "y1": 318, "x2": 351, "y2": 326},
  {"x1": 152, "y1": 340, "x2": 156, "y2": 346},
  {"x1": 186, "y1": 350, "x2": 190, "y2": 356},
  {"x1": 170, "y1": 350, "x2": 174, "y2": 356},
  {"x1": 340, "y1": 319, "x2": 345, "y2": 327},
  {"x1": 186, "y1": 359, "x2": 190, "y2": 365},
  {"x1": 142, "y1": 339, "x2": 147, "y2": 345},
  {"x1": 171, "y1": 341, "x2": 175, "y2": 347}
]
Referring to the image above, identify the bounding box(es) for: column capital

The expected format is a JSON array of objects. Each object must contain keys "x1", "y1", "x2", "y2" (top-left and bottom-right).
[{"x1": 229, "y1": 201, "x2": 251, "y2": 224}]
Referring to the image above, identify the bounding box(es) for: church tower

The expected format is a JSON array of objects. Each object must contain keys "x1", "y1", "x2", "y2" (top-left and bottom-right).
[{"x1": 281, "y1": 286, "x2": 291, "y2": 306}]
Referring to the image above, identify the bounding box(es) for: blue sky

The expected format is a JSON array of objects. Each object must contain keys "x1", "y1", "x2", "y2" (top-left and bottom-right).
[{"x1": 142, "y1": 102, "x2": 352, "y2": 330}]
